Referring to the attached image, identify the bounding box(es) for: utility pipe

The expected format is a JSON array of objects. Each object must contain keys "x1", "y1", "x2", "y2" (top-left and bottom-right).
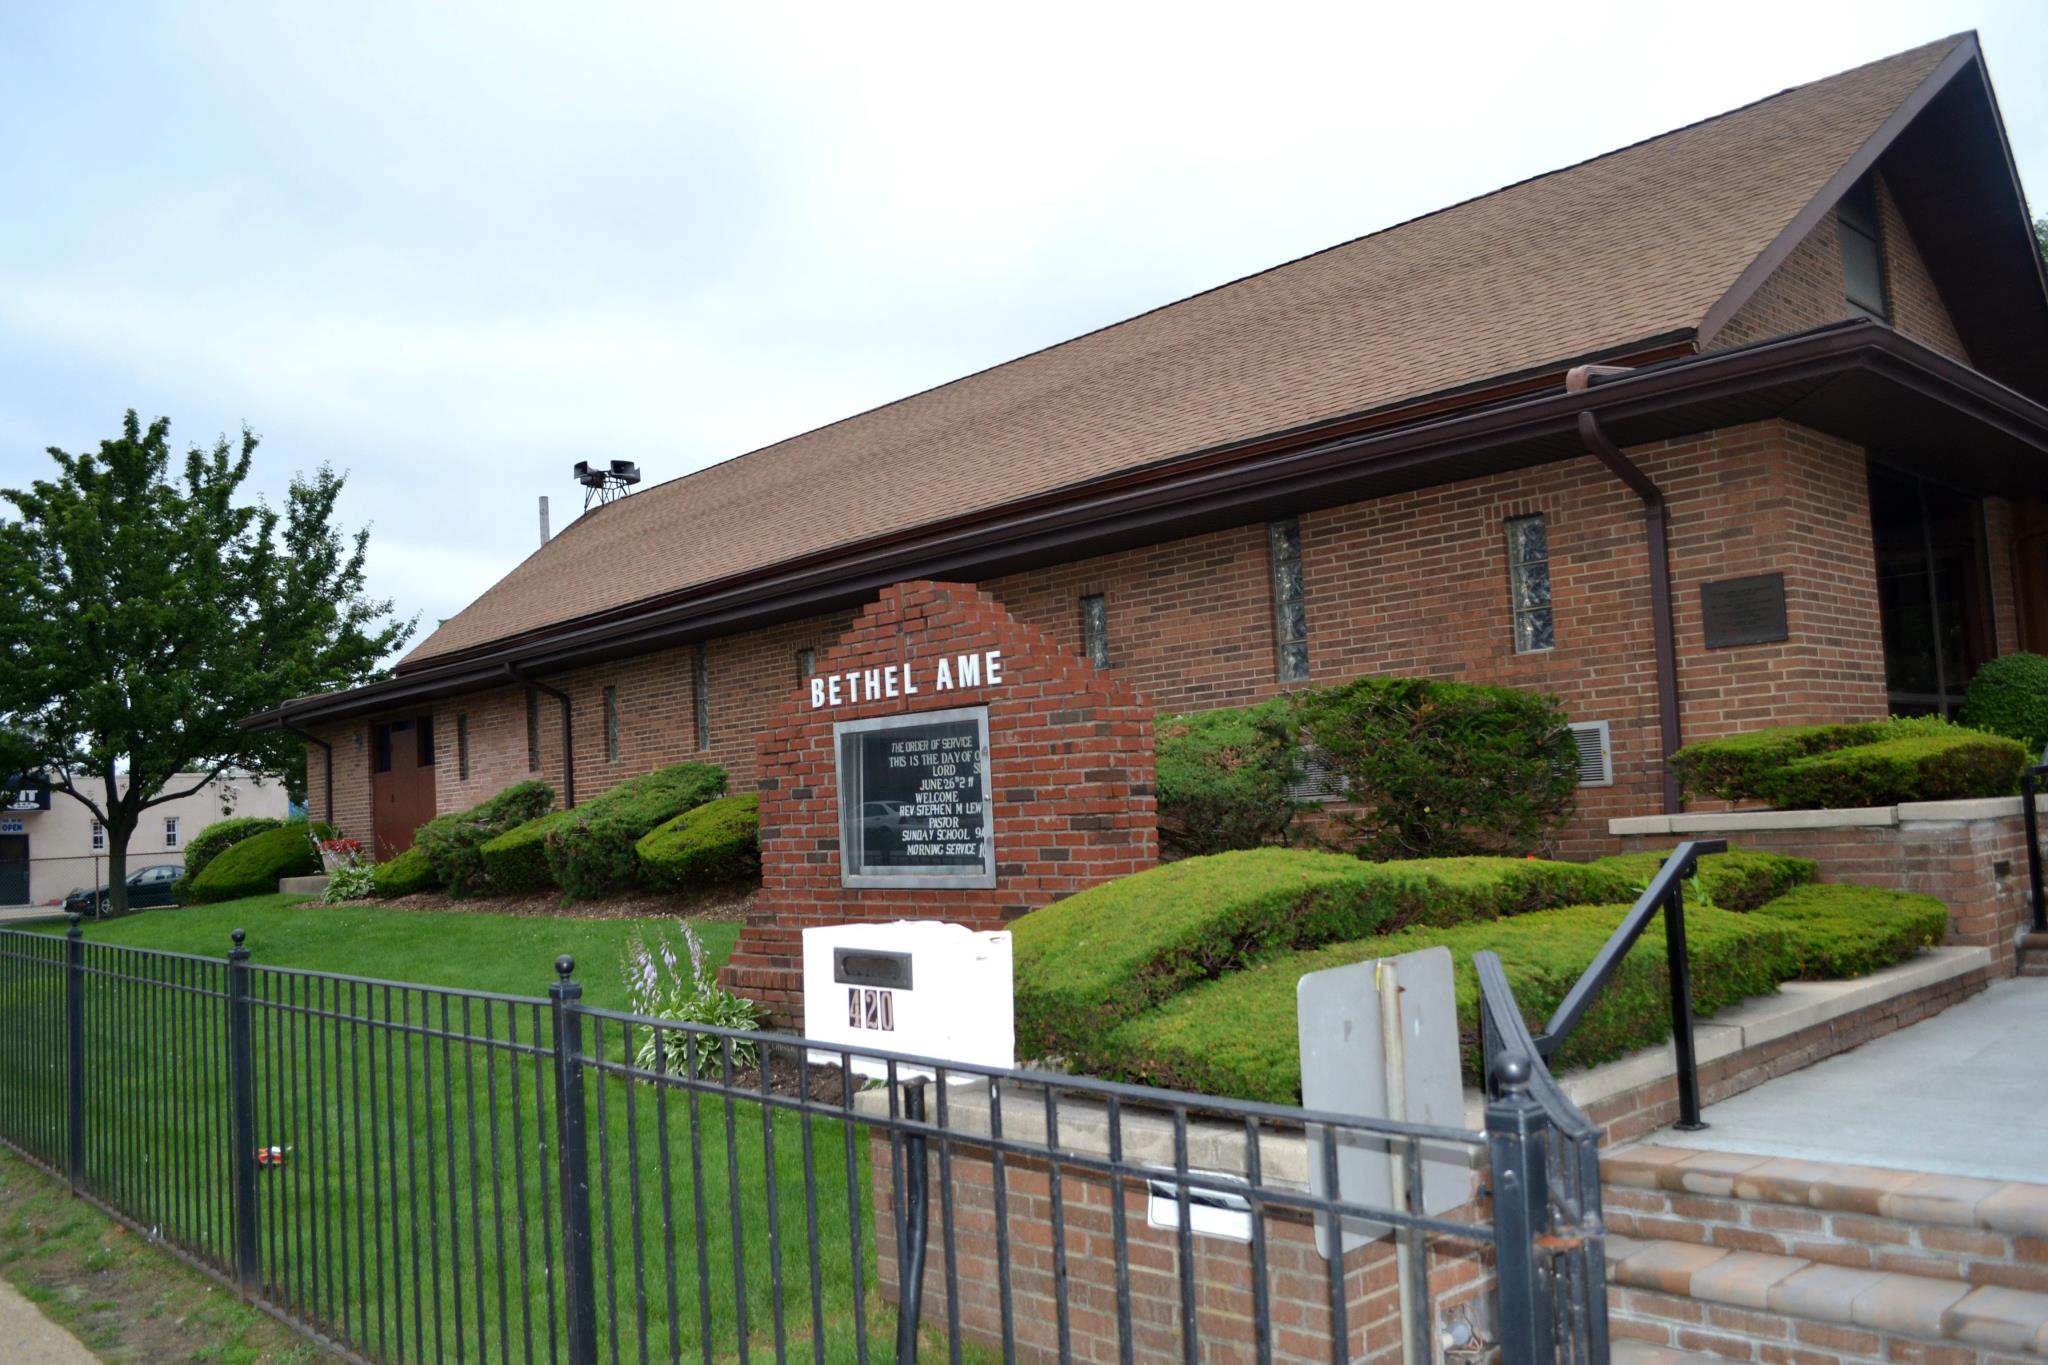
[
  {"x1": 1567, "y1": 364, "x2": 1683, "y2": 814},
  {"x1": 280, "y1": 715, "x2": 335, "y2": 826},
  {"x1": 507, "y1": 664, "x2": 577, "y2": 808}
]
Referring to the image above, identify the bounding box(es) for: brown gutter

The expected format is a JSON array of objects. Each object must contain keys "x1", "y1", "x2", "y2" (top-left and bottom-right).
[
  {"x1": 281, "y1": 718, "x2": 335, "y2": 825},
  {"x1": 1567, "y1": 364, "x2": 1683, "y2": 814},
  {"x1": 507, "y1": 665, "x2": 576, "y2": 809}
]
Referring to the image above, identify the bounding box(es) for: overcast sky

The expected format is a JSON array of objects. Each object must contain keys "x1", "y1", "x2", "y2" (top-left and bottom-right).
[{"x1": 3, "y1": 2, "x2": 2042, "y2": 648}]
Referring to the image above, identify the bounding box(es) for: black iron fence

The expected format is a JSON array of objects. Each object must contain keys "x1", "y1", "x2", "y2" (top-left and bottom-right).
[{"x1": 0, "y1": 917, "x2": 1611, "y2": 1365}]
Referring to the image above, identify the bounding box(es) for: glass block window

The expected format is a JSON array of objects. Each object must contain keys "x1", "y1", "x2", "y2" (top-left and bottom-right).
[
  {"x1": 1839, "y1": 174, "x2": 1888, "y2": 322},
  {"x1": 1080, "y1": 595, "x2": 1110, "y2": 669},
  {"x1": 1269, "y1": 518, "x2": 1309, "y2": 682},
  {"x1": 164, "y1": 816, "x2": 180, "y2": 849},
  {"x1": 603, "y1": 686, "x2": 619, "y2": 763},
  {"x1": 526, "y1": 691, "x2": 541, "y2": 772},
  {"x1": 797, "y1": 648, "x2": 817, "y2": 680},
  {"x1": 1507, "y1": 514, "x2": 1555, "y2": 652},
  {"x1": 90, "y1": 821, "x2": 104, "y2": 851},
  {"x1": 694, "y1": 644, "x2": 711, "y2": 752},
  {"x1": 456, "y1": 712, "x2": 470, "y2": 780}
]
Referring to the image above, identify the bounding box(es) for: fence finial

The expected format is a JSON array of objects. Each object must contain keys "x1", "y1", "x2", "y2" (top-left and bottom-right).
[
  {"x1": 1489, "y1": 1050, "x2": 1533, "y2": 1096},
  {"x1": 555, "y1": 955, "x2": 576, "y2": 980},
  {"x1": 66, "y1": 912, "x2": 81, "y2": 935}
]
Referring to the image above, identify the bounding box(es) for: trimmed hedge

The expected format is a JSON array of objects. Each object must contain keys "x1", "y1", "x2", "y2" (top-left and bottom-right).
[
  {"x1": 1588, "y1": 848, "x2": 1817, "y2": 912},
  {"x1": 1959, "y1": 652, "x2": 2048, "y2": 757},
  {"x1": 414, "y1": 779, "x2": 556, "y2": 897},
  {"x1": 1295, "y1": 675, "x2": 1580, "y2": 859},
  {"x1": 1107, "y1": 882, "x2": 1946, "y2": 1102},
  {"x1": 1011, "y1": 849, "x2": 1636, "y2": 1071},
  {"x1": 188, "y1": 823, "x2": 323, "y2": 903},
  {"x1": 371, "y1": 844, "x2": 438, "y2": 898},
  {"x1": 183, "y1": 816, "x2": 286, "y2": 883},
  {"x1": 1670, "y1": 716, "x2": 2022, "y2": 808},
  {"x1": 481, "y1": 762, "x2": 727, "y2": 900},
  {"x1": 1154, "y1": 699, "x2": 1303, "y2": 857},
  {"x1": 1750, "y1": 884, "x2": 1949, "y2": 978},
  {"x1": 636, "y1": 794, "x2": 760, "y2": 892}
]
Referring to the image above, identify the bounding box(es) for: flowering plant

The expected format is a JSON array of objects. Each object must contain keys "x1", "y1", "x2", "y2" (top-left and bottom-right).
[
  {"x1": 310, "y1": 834, "x2": 366, "y2": 875},
  {"x1": 622, "y1": 924, "x2": 761, "y2": 1077}
]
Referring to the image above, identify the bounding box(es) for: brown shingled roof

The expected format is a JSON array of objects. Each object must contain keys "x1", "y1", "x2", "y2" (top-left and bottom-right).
[{"x1": 402, "y1": 36, "x2": 1965, "y2": 670}]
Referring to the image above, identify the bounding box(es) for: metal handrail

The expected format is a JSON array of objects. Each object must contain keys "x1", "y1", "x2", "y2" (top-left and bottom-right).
[
  {"x1": 1536, "y1": 837, "x2": 1726, "y2": 1128},
  {"x1": 2021, "y1": 761, "x2": 2048, "y2": 935}
]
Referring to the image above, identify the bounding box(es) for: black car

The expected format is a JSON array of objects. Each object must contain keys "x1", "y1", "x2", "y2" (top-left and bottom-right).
[{"x1": 63, "y1": 864, "x2": 184, "y2": 916}]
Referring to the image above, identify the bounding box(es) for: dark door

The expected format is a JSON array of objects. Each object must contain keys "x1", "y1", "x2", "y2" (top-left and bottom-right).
[
  {"x1": 0, "y1": 835, "x2": 25, "y2": 904},
  {"x1": 1869, "y1": 462, "x2": 1996, "y2": 717},
  {"x1": 371, "y1": 715, "x2": 438, "y2": 861}
]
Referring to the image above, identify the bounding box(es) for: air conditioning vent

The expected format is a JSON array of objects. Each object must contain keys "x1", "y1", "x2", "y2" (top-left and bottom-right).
[
  {"x1": 1287, "y1": 747, "x2": 1350, "y2": 803},
  {"x1": 1568, "y1": 721, "x2": 1613, "y2": 787}
]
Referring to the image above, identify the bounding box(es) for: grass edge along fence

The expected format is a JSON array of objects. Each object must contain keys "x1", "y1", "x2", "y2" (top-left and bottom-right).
[{"x1": 0, "y1": 917, "x2": 1591, "y2": 1365}]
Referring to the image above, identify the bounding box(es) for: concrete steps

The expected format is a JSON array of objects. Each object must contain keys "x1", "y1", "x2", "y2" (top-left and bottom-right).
[
  {"x1": 1611, "y1": 1344, "x2": 1739, "y2": 1365},
  {"x1": 2018, "y1": 932, "x2": 2048, "y2": 977},
  {"x1": 1601, "y1": 1144, "x2": 2048, "y2": 1361}
]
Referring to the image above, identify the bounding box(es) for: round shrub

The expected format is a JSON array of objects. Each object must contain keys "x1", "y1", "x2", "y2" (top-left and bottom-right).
[
  {"x1": 1959, "y1": 652, "x2": 2048, "y2": 758},
  {"x1": 636, "y1": 794, "x2": 760, "y2": 892},
  {"x1": 182, "y1": 816, "x2": 285, "y2": 883},
  {"x1": 1295, "y1": 676, "x2": 1578, "y2": 859},
  {"x1": 371, "y1": 844, "x2": 439, "y2": 898},
  {"x1": 415, "y1": 778, "x2": 556, "y2": 897},
  {"x1": 1154, "y1": 699, "x2": 1303, "y2": 857},
  {"x1": 479, "y1": 762, "x2": 727, "y2": 900},
  {"x1": 188, "y1": 823, "x2": 322, "y2": 902}
]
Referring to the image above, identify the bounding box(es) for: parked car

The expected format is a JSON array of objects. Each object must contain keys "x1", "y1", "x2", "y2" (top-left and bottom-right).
[{"x1": 63, "y1": 864, "x2": 184, "y2": 916}]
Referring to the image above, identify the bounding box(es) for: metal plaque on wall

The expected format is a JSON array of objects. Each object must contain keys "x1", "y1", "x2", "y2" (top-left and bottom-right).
[{"x1": 1700, "y1": 572, "x2": 1789, "y2": 648}]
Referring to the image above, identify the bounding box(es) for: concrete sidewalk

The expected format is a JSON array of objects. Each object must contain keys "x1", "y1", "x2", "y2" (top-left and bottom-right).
[
  {"x1": 0, "y1": 1276, "x2": 96, "y2": 1363},
  {"x1": 1652, "y1": 976, "x2": 2048, "y2": 1183}
]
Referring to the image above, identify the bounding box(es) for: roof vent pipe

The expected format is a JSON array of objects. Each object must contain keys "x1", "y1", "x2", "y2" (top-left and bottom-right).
[
  {"x1": 539, "y1": 496, "x2": 551, "y2": 547},
  {"x1": 1568, "y1": 364, "x2": 1683, "y2": 814}
]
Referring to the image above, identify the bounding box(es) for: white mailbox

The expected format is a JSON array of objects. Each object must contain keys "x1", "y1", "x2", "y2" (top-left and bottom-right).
[{"x1": 802, "y1": 920, "x2": 1014, "y2": 1079}]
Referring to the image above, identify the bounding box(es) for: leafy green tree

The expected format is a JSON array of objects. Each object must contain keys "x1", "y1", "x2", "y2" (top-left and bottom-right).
[
  {"x1": 2036, "y1": 216, "x2": 2047, "y2": 272},
  {"x1": 0, "y1": 411, "x2": 414, "y2": 912}
]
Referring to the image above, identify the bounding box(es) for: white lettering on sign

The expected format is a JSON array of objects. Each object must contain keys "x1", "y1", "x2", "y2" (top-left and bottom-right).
[{"x1": 807, "y1": 649, "x2": 1005, "y2": 710}]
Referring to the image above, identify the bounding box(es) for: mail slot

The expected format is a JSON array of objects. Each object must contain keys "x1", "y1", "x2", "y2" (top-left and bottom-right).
[{"x1": 802, "y1": 920, "x2": 1013, "y2": 1078}]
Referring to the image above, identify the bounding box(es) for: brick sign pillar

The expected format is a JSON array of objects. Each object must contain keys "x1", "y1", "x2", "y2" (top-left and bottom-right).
[{"x1": 720, "y1": 580, "x2": 1157, "y2": 1027}]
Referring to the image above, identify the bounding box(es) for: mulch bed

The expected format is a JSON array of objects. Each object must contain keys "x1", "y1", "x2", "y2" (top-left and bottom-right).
[{"x1": 324, "y1": 883, "x2": 757, "y2": 922}]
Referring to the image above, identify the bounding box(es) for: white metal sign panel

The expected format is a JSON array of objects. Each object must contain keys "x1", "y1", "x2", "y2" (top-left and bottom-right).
[
  {"x1": 1297, "y1": 945, "x2": 1468, "y2": 1255},
  {"x1": 801, "y1": 920, "x2": 1013, "y2": 1079}
]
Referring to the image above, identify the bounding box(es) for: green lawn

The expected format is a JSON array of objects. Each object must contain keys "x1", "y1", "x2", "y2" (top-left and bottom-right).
[{"x1": 0, "y1": 895, "x2": 932, "y2": 1364}]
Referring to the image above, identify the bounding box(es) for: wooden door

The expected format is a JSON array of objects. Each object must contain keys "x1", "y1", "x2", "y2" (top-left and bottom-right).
[{"x1": 370, "y1": 715, "x2": 438, "y2": 861}]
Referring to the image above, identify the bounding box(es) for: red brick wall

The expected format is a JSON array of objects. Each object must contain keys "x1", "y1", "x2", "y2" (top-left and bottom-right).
[
  {"x1": 721, "y1": 581, "x2": 1156, "y2": 1021},
  {"x1": 305, "y1": 723, "x2": 373, "y2": 841},
  {"x1": 1711, "y1": 172, "x2": 1970, "y2": 362},
  {"x1": 307, "y1": 416, "x2": 1935, "y2": 858}
]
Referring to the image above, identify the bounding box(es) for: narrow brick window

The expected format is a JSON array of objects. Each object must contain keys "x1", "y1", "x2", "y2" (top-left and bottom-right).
[
  {"x1": 164, "y1": 816, "x2": 179, "y2": 849},
  {"x1": 1507, "y1": 514, "x2": 1555, "y2": 652},
  {"x1": 797, "y1": 647, "x2": 817, "y2": 681},
  {"x1": 526, "y1": 690, "x2": 541, "y2": 772},
  {"x1": 603, "y1": 686, "x2": 619, "y2": 762},
  {"x1": 1838, "y1": 174, "x2": 1888, "y2": 322},
  {"x1": 456, "y1": 712, "x2": 470, "y2": 781},
  {"x1": 1269, "y1": 518, "x2": 1309, "y2": 682},
  {"x1": 1080, "y1": 594, "x2": 1110, "y2": 669},
  {"x1": 693, "y1": 643, "x2": 711, "y2": 752}
]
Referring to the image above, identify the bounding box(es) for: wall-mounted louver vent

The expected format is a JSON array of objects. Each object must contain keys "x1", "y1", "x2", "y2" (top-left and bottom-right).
[
  {"x1": 1567, "y1": 720, "x2": 1613, "y2": 787},
  {"x1": 1287, "y1": 747, "x2": 1350, "y2": 803}
]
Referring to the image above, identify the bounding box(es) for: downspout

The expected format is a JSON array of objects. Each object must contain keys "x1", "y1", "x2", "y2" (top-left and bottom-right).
[
  {"x1": 280, "y1": 715, "x2": 335, "y2": 827},
  {"x1": 507, "y1": 664, "x2": 576, "y2": 809},
  {"x1": 1567, "y1": 364, "x2": 1683, "y2": 814}
]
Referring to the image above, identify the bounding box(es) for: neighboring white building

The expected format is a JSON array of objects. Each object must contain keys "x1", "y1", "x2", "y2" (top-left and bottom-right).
[{"x1": 0, "y1": 770, "x2": 293, "y2": 907}]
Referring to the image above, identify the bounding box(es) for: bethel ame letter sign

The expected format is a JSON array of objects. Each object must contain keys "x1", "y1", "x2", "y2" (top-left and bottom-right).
[{"x1": 834, "y1": 706, "x2": 995, "y2": 888}]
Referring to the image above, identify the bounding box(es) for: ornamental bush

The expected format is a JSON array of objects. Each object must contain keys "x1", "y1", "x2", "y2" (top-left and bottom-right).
[
  {"x1": 1294, "y1": 675, "x2": 1579, "y2": 859},
  {"x1": 1958, "y1": 652, "x2": 2048, "y2": 758},
  {"x1": 187, "y1": 822, "x2": 325, "y2": 903},
  {"x1": 1106, "y1": 883, "x2": 1947, "y2": 1102},
  {"x1": 481, "y1": 762, "x2": 727, "y2": 900},
  {"x1": 182, "y1": 816, "x2": 285, "y2": 883},
  {"x1": 1589, "y1": 848, "x2": 1817, "y2": 912},
  {"x1": 636, "y1": 794, "x2": 761, "y2": 892},
  {"x1": 370, "y1": 844, "x2": 438, "y2": 898},
  {"x1": 1010, "y1": 848, "x2": 1636, "y2": 1071},
  {"x1": 1153, "y1": 699, "x2": 1304, "y2": 857},
  {"x1": 1668, "y1": 715, "x2": 2020, "y2": 808},
  {"x1": 414, "y1": 779, "x2": 556, "y2": 897}
]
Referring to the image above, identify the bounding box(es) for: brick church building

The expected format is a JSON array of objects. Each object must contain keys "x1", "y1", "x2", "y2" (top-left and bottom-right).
[{"x1": 253, "y1": 34, "x2": 2048, "y2": 869}]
